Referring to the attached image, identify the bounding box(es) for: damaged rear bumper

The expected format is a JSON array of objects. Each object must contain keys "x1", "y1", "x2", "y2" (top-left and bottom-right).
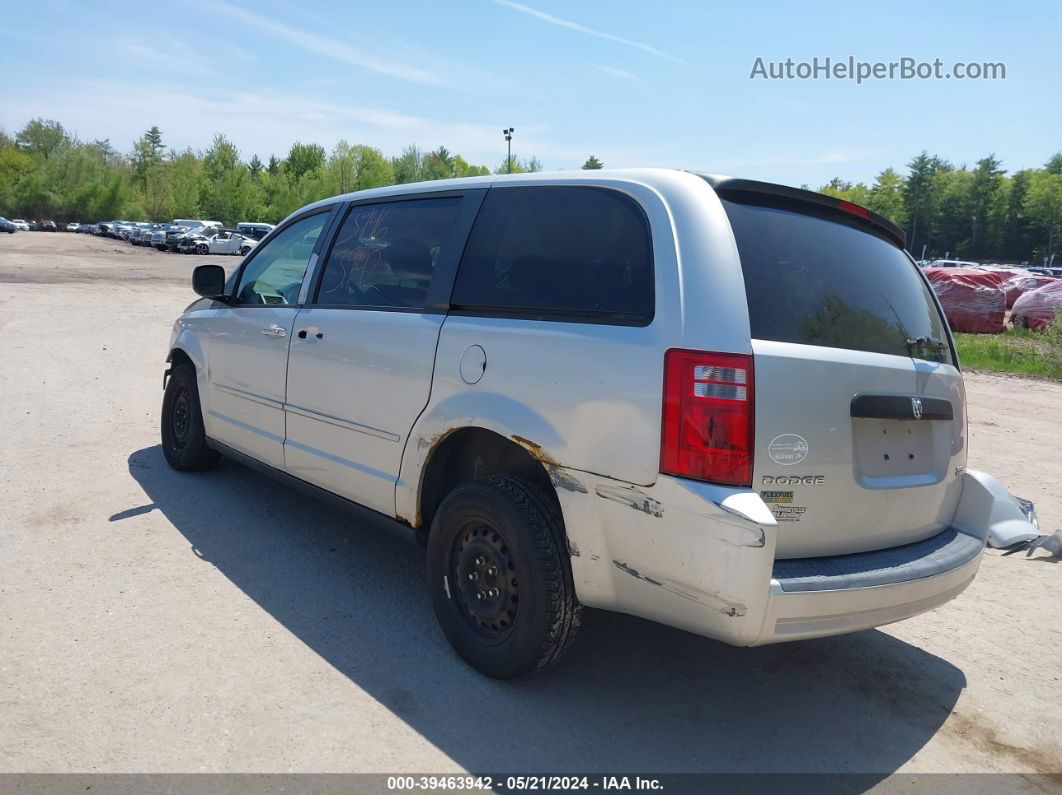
[{"x1": 551, "y1": 466, "x2": 1021, "y2": 646}]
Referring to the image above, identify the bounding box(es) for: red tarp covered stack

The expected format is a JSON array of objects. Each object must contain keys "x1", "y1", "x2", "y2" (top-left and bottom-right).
[
  {"x1": 1000, "y1": 271, "x2": 1059, "y2": 309},
  {"x1": 924, "y1": 267, "x2": 1006, "y2": 333},
  {"x1": 1011, "y1": 280, "x2": 1062, "y2": 330}
]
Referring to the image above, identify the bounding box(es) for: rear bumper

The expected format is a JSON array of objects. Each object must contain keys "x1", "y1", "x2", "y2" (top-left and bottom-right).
[
  {"x1": 553, "y1": 468, "x2": 1007, "y2": 647},
  {"x1": 761, "y1": 531, "x2": 982, "y2": 644}
]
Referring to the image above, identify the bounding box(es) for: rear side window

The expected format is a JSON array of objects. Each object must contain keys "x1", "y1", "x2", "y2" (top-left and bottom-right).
[
  {"x1": 722, "y1": 199, "x2": 952, "y2": 363},
  {"x1": 451, "y1": 186, "x2": 653, "y2": 324}
]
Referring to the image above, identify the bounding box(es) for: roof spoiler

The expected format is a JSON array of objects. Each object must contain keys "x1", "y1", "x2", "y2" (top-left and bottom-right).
[{"x1": 698, "y1": 174, "x2": 906, "y2": 249}]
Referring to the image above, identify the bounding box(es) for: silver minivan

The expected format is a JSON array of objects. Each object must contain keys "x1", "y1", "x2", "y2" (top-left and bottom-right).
[{"x1": 162, "y1": 169, "x2": 1035, "y2": 678}]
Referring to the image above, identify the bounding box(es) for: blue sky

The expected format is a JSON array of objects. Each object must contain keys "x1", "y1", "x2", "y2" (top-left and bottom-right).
[{"x1": 1, "y1": 0, "x2": 1058, "y2": 187}]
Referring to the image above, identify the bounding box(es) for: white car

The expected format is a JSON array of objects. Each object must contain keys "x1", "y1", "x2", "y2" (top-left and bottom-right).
[
  {"x1": 10, "y1": 219, "x2": 30, "y2": 231},
  {"x1": 235, "y1": 222, "x2": 275, "y2": 241},
  {"x1": 66, "y1": 222, "x2": 81, "y2": 232},
  {"x1": 162, "y1": 169, "x2": 1037, "y2": 678},
  {"x1": 928, "y1": 259, "x2": 980, "y2": 269},
  {"x1": 180, "y1": 230, "x2": 258, "y2": 256}
]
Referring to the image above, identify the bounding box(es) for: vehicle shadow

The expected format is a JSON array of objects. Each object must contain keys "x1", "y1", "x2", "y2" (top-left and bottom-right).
[{"x1": 125, "y1": 445, "x2": 966, "y2": 775}]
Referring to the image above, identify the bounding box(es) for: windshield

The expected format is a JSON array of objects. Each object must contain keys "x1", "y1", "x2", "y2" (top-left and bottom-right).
[{"x1": 722, "y1": 198, "x2": 952, "y2": 364}]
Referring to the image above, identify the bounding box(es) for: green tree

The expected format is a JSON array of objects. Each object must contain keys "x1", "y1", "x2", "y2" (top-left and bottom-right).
[
  {"x1": 582, "y1": 155, "x2": 603, "y2": 169},
  {"x1": 904, "y1": 152, "x2": 949, "y2": 254},
  {"x1": 352, "y1": 145, "x2": 394, "y2": 189},
  {"x1": 866, "y1": 167, "x2": 907, "y2": 228},
  {"x1": 968, "y1": 155, "x2": 1005, "y2": 257},
  {"x1": 328, "y1": 140, "x2": 357, "y2": 193},
  {"x1": 1025, "y1": 171, "x2": 1062, "y2": 263},
  {"x1": 392, "y1": 144, "x2": 425, "y2": 183},
  {"x1": 284, "y1": 142, "x2": 326, "y2": 179},
  {"x1": 16, "y1": 118, "x2": 70, "y2": 160}
]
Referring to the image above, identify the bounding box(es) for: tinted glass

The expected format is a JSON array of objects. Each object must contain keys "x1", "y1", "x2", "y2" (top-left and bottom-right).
[
  {"x1": 234, "y1": 212, "x2": 328, "y2": 306},
  {"x1": 723, "y1": 199, "x2": 951, "y2": 363},
  {"x1": 315, "y1": 197, "x2": 461, "y2": 309},
  {"x1": 451, "y1": 187, "x2": 653, "y2": 322}
]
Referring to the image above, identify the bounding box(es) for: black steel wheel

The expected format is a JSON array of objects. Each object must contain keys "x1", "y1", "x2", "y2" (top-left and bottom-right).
[
  {"x1": 427, "y1": 476, "x2": 580, "y2": 678},
  {"x1": 161, "y1": 362, "x2": 219, "y2": 471}
]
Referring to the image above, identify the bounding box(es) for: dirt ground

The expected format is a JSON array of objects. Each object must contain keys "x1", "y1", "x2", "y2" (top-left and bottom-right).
[{"x1": 0, "y1": 232, "x2": 1059, "y2": 777}]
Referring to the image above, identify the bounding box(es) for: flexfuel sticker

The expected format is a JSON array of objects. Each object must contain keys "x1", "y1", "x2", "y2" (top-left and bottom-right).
[
  {"x1": 770, "y1": 505, "x2": 807, "y2": 522},
  {"x1": 760, "y1": 490, "x2": 793, "y2": 504}
]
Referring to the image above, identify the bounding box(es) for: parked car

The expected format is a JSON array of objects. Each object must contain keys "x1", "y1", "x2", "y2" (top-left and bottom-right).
[
  {"x1": 162, "y1": 170, "x2": 1037, "y2": 678},
  {"x1": 164, "y1": 220, "x2": 222, "y2": 251},
  {"x1": 66, "y1": 222, "x2": 81, "y2": 232},
  {"x1": 928, "y1": 259, "x2": 979, "y2": 269},
  {"x1": 11, "y1": 219, "x2": 30, "y2": 231},
  {"x1": 177, "y1": 229, "x2": 258, "y2": 256},
  {"x1": 27, "y1": 221, "x2": 38, "y2": 231},
  {"x1": 0, "y1": 216, "x2": 16, "y2": 233},
  {"x1": 150, "y1": 227, "x2": 176, "y2": 250},
  {"x1": 235, "y1": 222, "x2": 276, "y2": 241},
  {"x1": 40, "y1": 220, "x2": 57, "y2": 232}
]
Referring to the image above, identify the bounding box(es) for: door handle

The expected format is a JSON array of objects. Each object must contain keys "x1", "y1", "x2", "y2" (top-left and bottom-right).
[{"x1": 261, "y1": 324, "x2": 287, "y2": 337}]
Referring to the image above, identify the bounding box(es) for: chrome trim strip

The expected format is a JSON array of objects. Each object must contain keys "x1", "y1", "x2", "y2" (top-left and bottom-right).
[
  {"x1": 213, "y1": 383, "x2": 284, "y2": 410},
  {"x1": 284, "y1": 403, "x2": 400, "y2": 442},
  {"x1": 284, "y1": 438, "x2": 395, "y2": 481}
]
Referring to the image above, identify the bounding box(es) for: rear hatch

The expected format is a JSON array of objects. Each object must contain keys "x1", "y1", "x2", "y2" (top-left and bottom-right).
[{"x1": 712, "y1": 180, "x2": 966, "y2": 558}]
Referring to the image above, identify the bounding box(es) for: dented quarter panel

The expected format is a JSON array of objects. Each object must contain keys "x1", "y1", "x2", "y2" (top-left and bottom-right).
[{"x1": 553, "y1": 466, "x2": 777, "y2": 646}]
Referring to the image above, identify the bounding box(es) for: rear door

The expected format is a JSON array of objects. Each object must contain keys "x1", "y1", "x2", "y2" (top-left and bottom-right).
[
  {"x1": 719, "y1": 192, "x2": 965, "y2": 558},
  {"x1": 282, "y1": 191, "x2": 481, "y2": 515}
]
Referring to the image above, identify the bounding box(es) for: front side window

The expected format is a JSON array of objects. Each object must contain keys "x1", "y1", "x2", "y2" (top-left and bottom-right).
[
  {"x1": 451, "y1": 186, "x2": 654, "y2": 323},
  {"x1": 314, "y1": 196, "x2": 461, "y2": 309},
  {"x1": 234, "y1": 212, "x2": 329, "y2": 306}
]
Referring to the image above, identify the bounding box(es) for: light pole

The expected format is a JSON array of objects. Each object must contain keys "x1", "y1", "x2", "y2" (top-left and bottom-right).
[{"x1": 502, "y1": 127, "x2": 514, "y2": 173}]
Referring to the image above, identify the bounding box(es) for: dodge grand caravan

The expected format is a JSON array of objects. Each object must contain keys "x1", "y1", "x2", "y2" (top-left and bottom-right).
[{"x1": 162, "y1": 169, "x2": 1036, "y2": 678}]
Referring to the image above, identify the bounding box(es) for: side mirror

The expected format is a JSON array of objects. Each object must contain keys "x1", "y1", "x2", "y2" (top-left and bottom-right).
[{"x1": 192, "y1": 264, "x2": 227, "y2": 300}]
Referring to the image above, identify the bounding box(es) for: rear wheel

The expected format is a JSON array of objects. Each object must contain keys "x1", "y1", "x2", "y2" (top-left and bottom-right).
[
  {"x1": 426, "y1": 476, "x2": 580, "y2": 678},
  {"x1": 240, "y1": 246, "x2": 251, "y2": 256},
  {"x1": 161, "y1": 363, "x2": 219, "y2": 471}
]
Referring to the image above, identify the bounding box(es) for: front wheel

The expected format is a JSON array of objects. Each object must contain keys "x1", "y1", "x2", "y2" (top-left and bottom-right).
[
  {"x1": 426, "y1": 476, "x2": 581, "y2": 678},
  {"x1": 196, "y1": 243, "x2": 208, "y2": 255},
  {"x1": 240, "y1": 246, "x2": 251, "y2": 256},
  {"x1": 161, "y1": 363, "x2": 219, "y2": 471}
]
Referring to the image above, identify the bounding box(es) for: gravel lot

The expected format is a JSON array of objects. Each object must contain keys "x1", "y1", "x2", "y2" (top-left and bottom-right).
[{"x1": 1, "y1": 233, "x2": 1059, "y2": 777}]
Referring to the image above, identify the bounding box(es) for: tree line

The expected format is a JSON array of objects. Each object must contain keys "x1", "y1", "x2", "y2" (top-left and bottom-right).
[
  {"x1": 817, "y1": 152, "x2": 1062, "y2": 264},
  {"x1": 0, "y1": 119, "x2": 552, "y2": 229},
  {"x1": 1, "y1": 117, "x2": 1058, "y2": 263}
]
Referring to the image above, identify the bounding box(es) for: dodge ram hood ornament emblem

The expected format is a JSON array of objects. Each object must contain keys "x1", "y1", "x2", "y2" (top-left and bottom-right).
[{"x1": 912, "y1": 397, "x2": 923, "y2": 419}]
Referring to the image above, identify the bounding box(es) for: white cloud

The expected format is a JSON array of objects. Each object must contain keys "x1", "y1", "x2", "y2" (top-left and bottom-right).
[
  {"x1": 492, "y1": 0, "x2": 684, "y2": 64},
  {"x1": 594, "y1": 64, "x2": 637, "y2": 80},
  {"x1": 202, "y1": 0, "x2": 448, "y2": 86},
  {"x1": 110, "y1": 38, "x2": 217, "y2": 78}
]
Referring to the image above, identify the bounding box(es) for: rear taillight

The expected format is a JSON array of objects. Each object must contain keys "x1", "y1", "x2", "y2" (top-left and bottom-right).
[{"x1": 661, "y1": 349, "x2": 754, "y2": 487}]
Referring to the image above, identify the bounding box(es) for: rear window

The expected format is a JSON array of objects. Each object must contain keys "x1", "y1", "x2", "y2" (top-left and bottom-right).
[
  {"x1": 722, "y1": 199, "x2": 952, "y2": 363},
  {"x1": 451, "y1": 186, "x2": 653, "y2": 324}
]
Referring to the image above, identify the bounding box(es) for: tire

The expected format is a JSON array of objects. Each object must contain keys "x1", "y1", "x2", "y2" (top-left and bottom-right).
[
  {"x1": 196, "y1": 244, "x2": 208, "y2": 255},
  {"x1": 426, "y1": 476, "x2": 581, "y2": 678},
  {"x1": 240, "y1": 246, "x2": 251, "y2": 256},
  {"x1": 161, "y1": 363, "x2": 219, "y2": 471}
]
